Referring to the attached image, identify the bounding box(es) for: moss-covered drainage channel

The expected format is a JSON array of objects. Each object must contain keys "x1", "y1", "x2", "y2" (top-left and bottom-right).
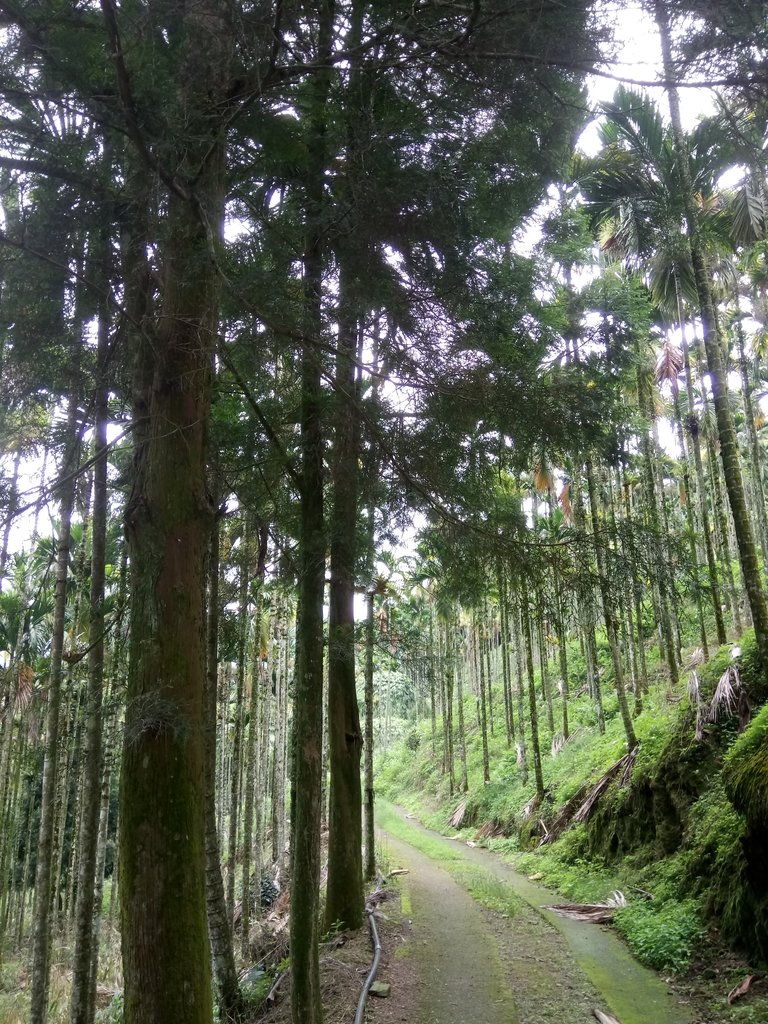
[{"x1": 379, "y1": 801, "x2": 693, "y2": 1024}]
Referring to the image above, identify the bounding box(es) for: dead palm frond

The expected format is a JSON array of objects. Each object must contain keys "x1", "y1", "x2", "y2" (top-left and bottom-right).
[
  {"x1": 688, "y1": 669, "x2": 704, "y2": 741},
  {"x1": 709, "y1": 663, "x2": 741, "y2": 722},
  {"x1": 655, "y1": 338, "x2": 684, "y2": 384}
]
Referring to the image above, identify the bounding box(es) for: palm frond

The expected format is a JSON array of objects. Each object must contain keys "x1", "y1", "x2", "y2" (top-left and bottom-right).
[
  {"x1": 728, "y1": 183, "x2": 767, "y2": 246},
  {"x1": 655, "y1": 339, "x2": 684, "y2": 384}
]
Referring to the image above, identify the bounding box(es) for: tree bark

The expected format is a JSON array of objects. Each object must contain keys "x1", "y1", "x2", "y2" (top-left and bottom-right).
[
  {"x1": 30, "y1": 393, "x2": 80, "y2": 1024},
  {"x1": 204, "y1": 517, "x2": 241, "y2": 1018},
  {"x1": 118, "y1": 3, "x2": 232, "y2": 1019},
  {"x1": 325, "y1": 262, "x2": 363, "y2": 931},
  {"x1": 290, "y1": 7, "x2": 334, "y2": 1019},
  {"x1": 69, "y1": 293, "x2": 109, "y2": 1024}
]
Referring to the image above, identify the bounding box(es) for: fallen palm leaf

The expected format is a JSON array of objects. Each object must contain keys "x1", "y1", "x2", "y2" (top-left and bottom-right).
[
  {"x1": 573, "y1": 748, "x2": 638, "y2": 826},
  {"x1": 709, "y1": 664, "x2": 741, "y2": 722},
  {"x1": 547, "y1": 891, "x2": 626, "y2": 924},
  {"x1": 448, "y1": 800, "x2": 467, "y2": 828},
  {"x1": 539, "y1": 780, "x2": 591, "y2": 846},
  {"x1": 475, "y1": 819, "x2": 506, "y2": 840},
  {"x1": 592, "y1": 1010, "x2": 621, "y2": 1024},
  {"x1": 548, "y1": 903, "x2": 617, "y2": 923},
  {"x1": 727, "y1": 973, "x2": 762, "y2": 1004}
]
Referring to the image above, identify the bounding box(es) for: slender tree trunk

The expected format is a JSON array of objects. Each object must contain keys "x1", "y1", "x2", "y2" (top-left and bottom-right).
[
  {"x1": 69, "y1": 296, "x2": 109, "y2": 1024},
  {"x1": 204, "y1": 517, "x2": 241, "y2": 1018},
  {"x1": 364, "y1": 589, "x2": 375, "y2": 881},
  {"x1": 512, "y1": 597, "x2": 528, "y2": 784},
  {"x1": 227, "y1": 539, "x2": 250, "y2": 920},
  {"x1": 30, "y1": 394, "x2": 80, "y2": 1024},
  {"x1": 475, "y1": 618, "x2": 490, "y2": 784},
  {"x1": 586, "y1": 461, "x2": 637, "y2": 749},
  {"x1": 681, "y1": 325, "x2": 727, "y2": 644},
  {"x1": 736, "y1": 318, "x2": 768, "y2": 567},
  {"x1": 291, "y1": 8, "x2": 333, "y2": 1018},
  {"x1": 520, "y1": 583, "x2": 544, "y2": 799},
  {"x1": 241, "y1": 615, "x2": 259, "y2": 957}
]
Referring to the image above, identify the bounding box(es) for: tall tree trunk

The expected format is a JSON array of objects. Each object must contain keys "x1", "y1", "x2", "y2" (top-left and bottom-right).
[
  {"x1": 291, "y1": 7, "x2": 334, "y2": 1020},
  {"x1": 227, "y1": 537, "x2": 250, "y2": 920},
  {"x1": 520, "y1": 582, "x2": 544, "y2": 799},
  {"x1": 476, "y1": 618, "x2": 490, "y2": 784},
  {"x1": 204, "y1": 516, "x2": 240, "y2": 1019},
  {"x1": 680, "y1": 324, "x2": 727, "y2": 644},
  {"x1": 118, "y1": 3, "x2": 231, "y2": 1019},
  {"x1": 363, "y1": 589, "x2": 376, "y2": 881},
  {"x1": 655, "y1": 0, "x2": 768, "y2": 680},
  {"x1": 585, "y1": 461, "x2": 638, "y2": 749},
  {"x1": 736, "y1": 317, "x2": 768, "y2": 567},
  {"x1": 325, "y1": 269, "x2": 363, "y2": 932},
  {"x1": 69, "y1": 293, "x2": 109, "y2": 1024}
]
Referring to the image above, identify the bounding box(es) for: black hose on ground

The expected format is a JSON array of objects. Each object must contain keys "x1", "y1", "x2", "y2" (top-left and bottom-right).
[{"x1": 353, "y1": 908, "x2": 382, "y2": 1024}]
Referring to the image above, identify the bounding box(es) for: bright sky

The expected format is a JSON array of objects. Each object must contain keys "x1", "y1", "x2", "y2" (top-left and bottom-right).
[{"x1": 580, "y1": 3, "x2": 716, "y2": 155}]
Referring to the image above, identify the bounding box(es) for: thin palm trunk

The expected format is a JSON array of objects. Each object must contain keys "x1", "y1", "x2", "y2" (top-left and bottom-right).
[
  {"x1": 69, "y1": 295, "x2": 109, "y2": 1024},
  {"x1": 30, "y1": 394, "x2": 80, "y2": 1024},
  {"x1": 586, "y1": 461, "x2": 637, "y2": 749}
]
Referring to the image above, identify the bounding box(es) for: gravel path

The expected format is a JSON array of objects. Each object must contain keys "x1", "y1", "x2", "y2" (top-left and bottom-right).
[{"x1": 377, "y1": 806, "x2": 695, "y2": 1024}]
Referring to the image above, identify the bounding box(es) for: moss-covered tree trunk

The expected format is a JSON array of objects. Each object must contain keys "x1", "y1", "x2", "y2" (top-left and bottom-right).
[{"x1": 118, "y1": 3, "x2": 231, "y2": 1020}]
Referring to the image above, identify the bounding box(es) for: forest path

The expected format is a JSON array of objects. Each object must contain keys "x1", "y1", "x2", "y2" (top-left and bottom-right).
[{"x1": 375, "y1": 803, "x2": 694, "y2": 1024}]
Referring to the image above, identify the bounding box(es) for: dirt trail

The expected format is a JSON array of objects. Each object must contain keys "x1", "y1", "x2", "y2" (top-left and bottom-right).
[{"x1": 377, "y1": 807, "x2": 695, "y2": 1024}]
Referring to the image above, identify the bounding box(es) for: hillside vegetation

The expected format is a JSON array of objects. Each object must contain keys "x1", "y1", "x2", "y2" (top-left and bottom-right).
[{"x1": 376, "y1": 627, "x2": 768, "y2": 982}]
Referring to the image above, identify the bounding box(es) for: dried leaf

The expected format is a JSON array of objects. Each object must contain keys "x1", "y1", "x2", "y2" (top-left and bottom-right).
[
  {"x1": 547, "y1": 903, "x2": 616, "y2": 923},
  {"x1": 655, "y1": 339, "x2": 684, "y2": 383},
  {"x1": 727, "y1": 974, "x2": 760, "y2": 1004},
  {"x1": 592, "y1": 1011, "x2": 622, "y2": 1024},
  {"x1": 448, "y1": 800, "x2": 468, "y2": 829},
  {"x1": 709, "y1": 665, "x2": 741, "y2": 722}
]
